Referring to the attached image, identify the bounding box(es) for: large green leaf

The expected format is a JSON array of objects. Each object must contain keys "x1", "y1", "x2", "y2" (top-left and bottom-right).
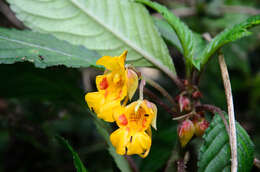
[
  {"x1": 198, "y1": 113, "x2": 254, "y2": 172},
  {"x1": 153, "y1": 18, "x2": 206, "y2": 66},
  {"x1": 7, "y1": 0, "x2": 176, "y2": 75},
  {"x1": 136, "y1": 0, "x2": 200, "y2": 72},
  {"x1": 0, "y1": 28, "x2": 99, "y2": 68},
  {"x1": 197, "y1": 15, "x2": 260, "y2": 69},
  {"x1": 56, "y1": 136, "x2": 88, "y2": 172},
  {"x1": 153, "y1": 18, "x2": 183, "y2": 54}
]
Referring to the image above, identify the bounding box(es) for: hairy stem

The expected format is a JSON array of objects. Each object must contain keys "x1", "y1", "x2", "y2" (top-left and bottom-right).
[
  {"x1": 195, "y1": 104, "x2": 229, "y2": 133},
  {"x1": 143, "y1": 88, "x2": 177, "y2": 117},
  {"x1": 0, "y1": 0, "x2": 25, "y2": 29},
  {"x1": 172, "y1": 110, "x2": 195, "y2": 121},
  {"x1": 143, "y1": 76, "x2": 176, "y2": 107},
  {"x1": 218, "y1": 52, "x2": 237, "y2": 172}
]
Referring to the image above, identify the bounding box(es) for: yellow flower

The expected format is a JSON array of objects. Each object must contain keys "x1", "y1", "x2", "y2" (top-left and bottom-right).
[
  {"x1": 85, "y1": 51, "x2": 139, "y2": 122},
  {"x1": 110, "y1": 100, "x2": 157, "y2": 158},
  {"x1": 85, "y1": 91, "x2": 122, "y2": 122}
]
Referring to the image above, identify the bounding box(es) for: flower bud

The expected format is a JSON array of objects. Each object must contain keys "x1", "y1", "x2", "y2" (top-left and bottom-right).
[
  {"x1": 183, "y1": 80, "x2": 189, "y2": 86},
  {"x1": 194, "y1": 118, "x2": 209, "y2": 137},
  {"x1": 192, "y1": 91, "x2": 202, "y2": 99},
  {"x1": 178, "y1": 119, "x2": 195, "y2": 147},
  {"x1": 178, "y1": 95, "x2": 191, "y2": 112}
]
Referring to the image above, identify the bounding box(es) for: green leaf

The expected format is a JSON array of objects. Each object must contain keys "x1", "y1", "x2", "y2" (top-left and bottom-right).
[
  {"x1": 56, "y1": 136, "x2": 88, "y2": 172},
  {"x1": 153, "y1": 18, "x2": 183, "y2": 54},
  {"x1": 198, "y1": 15, "x2": 260, "y2": 69},
  {"x1": 136, "y1": 0, "x2": 199, "y2": 71},
  {"x1": 91, "y1": 114, "x2": 132, "y2": 172},
  {"x1": 0, "y1": 28, "x2": 100, "y2": 68},
  {"x1": 198, "y1": 113, "x2": 254, "y2": 172},
  {"x1": 153, "y1": 18, "x2": 206, "y2": 70},
  {"x1": 7, "y1": 0, "x2": 176, "y2": 75}
]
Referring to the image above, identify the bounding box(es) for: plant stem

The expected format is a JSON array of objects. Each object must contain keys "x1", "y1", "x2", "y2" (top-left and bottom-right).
[
  {"x1": 164, "y1": 141, "x2": 182, "y2": 172},
  {"x1": 143, "y1": 76, "x2": 176, "y2": 107},
  {"x1": 195, "y1": 104, "x2": 229, "y2": 133},
  {"x1": 167, "y1": 72, "x2": 184, "y2": 89},
  {"x1": 143, "y1": 88, "x2": 177, "y2": 117},
  {"x1": 254, "y1": 158, "x2": 260, "y2": 169},
  {"x1": 172, "y1": 110, "x2": 195, "y2": 121},
  {"x1": 218, "y1": 52, "x2": 237, "y2": 172},
  {"x1": 139, "y1": 78, "x2": 146, "y2": 100},
  {"x1": 125, "y1": 155, "x2": 139, "y2": 172},
  {"x1": 0, "y1": 0, "x2": 25, "y2": 29}
]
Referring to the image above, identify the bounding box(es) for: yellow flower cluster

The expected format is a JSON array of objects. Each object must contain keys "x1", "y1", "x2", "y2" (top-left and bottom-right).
[{"x1": 85, "y1": 51, "x2": 157, "y2": 158}]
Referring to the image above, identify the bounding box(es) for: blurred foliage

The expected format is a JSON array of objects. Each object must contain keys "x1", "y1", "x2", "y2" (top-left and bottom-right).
[{"x1": 0, "y1": 0, "x2": 260, "y2": 171}]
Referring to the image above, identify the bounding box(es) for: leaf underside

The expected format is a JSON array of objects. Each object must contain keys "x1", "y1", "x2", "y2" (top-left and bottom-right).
[
  {"x1": 7, "y1": 0, "x2": 176, "y2": 73},
  {"x1": 198, "y1": 113, "x2": 254, "y2": 172},
  {"x1": 0, "y1": 28, "x2": 100, "y2": 68}
]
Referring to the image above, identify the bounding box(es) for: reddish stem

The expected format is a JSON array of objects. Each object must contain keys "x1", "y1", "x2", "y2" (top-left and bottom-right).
[{"x1": 143, "y1": 88, "x2": 178, "y2": 117}]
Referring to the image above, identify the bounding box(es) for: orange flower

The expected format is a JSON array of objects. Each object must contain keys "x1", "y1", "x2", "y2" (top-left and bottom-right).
[
  {"x1": 85, "y1": 51, "x2": 138, "y2": 122},
  {"x1": 110, "y1": 100, "x2": 157, "y2": 158}
]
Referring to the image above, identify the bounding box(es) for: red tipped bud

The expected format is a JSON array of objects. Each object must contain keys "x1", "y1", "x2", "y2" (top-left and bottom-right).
[
  {"x1": 192, "y1": 91, "x2": 202, "y2": 99},
  {"x1": 183, "y1": 80, "x2": 189, "y2": 86},
  {"x1": 178, "y1": 119, "x2": 195, "y2": 147},
  {"x1": 194, "y1": 118, "x2": 209, "y2": 137},
  {"x1": 178, "y1": 95, "x2": 191, "y2": 112}
]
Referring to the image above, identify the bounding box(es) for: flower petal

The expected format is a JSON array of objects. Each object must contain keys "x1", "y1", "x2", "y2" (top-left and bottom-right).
[
  {"x1": 99, "y1": 100, "x2": 121, "y2": 122},
  {"x1": 145, "y1": 100, "x2": 157, "y2": 130},
  {"x1": 96, "y1": 51, "x2": 127, "y2": 71},
  {"x1": 96, "y1": 75, "x2": 109, "y2": 91},
  {"x1": 85, "y1": 91, "x2": 104, "y2": 113},
  {"x1": 110, "y1": 128, "x2": 129, "y2": 155},
  {"x1": 85, "y1": 91, "x2": 121, "y2": 122},
  {"x1": 127, "y1": 132, "x2": 151, "y2": 158},
  {"x1": 126, "y1": 68, "x2": 138, "y2": 100}
]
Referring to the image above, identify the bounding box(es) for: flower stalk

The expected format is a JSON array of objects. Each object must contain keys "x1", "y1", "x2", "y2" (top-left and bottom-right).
[{"x1": 218, "y1": 52, "x2": 237, "y2": 172}]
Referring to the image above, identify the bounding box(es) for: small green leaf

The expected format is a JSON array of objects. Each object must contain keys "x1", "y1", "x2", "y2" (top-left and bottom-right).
[
  {"x1": 136, "y1": 0, "x2": 199, "y2": 71},
  {"x1": 198, "y1": 113, "x2": 254, "y2": 172},
  {"x1": 56, "y1": 136, "x2": 88, "y2": 172},
  {"x1": 198, "y1": 15, "x2": 260, "y2": 69},
  {"x1": 0, "y1": 28, "x2": 100, "y2": 68}
]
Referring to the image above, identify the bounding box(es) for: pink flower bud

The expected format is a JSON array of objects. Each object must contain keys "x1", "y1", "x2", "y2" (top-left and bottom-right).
[
  {"x1": 192, "y1": 91, "x2": 202, "y2": 99},
  {"x1": 178, "y1": 95, "x2": 191, "y2": 112},
  {"x1": 194, "y1": 118, "x2": 209, "y2": 137},
  {"x1": 178, "y1": 119, "x2": 195, "y2": 147}
]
